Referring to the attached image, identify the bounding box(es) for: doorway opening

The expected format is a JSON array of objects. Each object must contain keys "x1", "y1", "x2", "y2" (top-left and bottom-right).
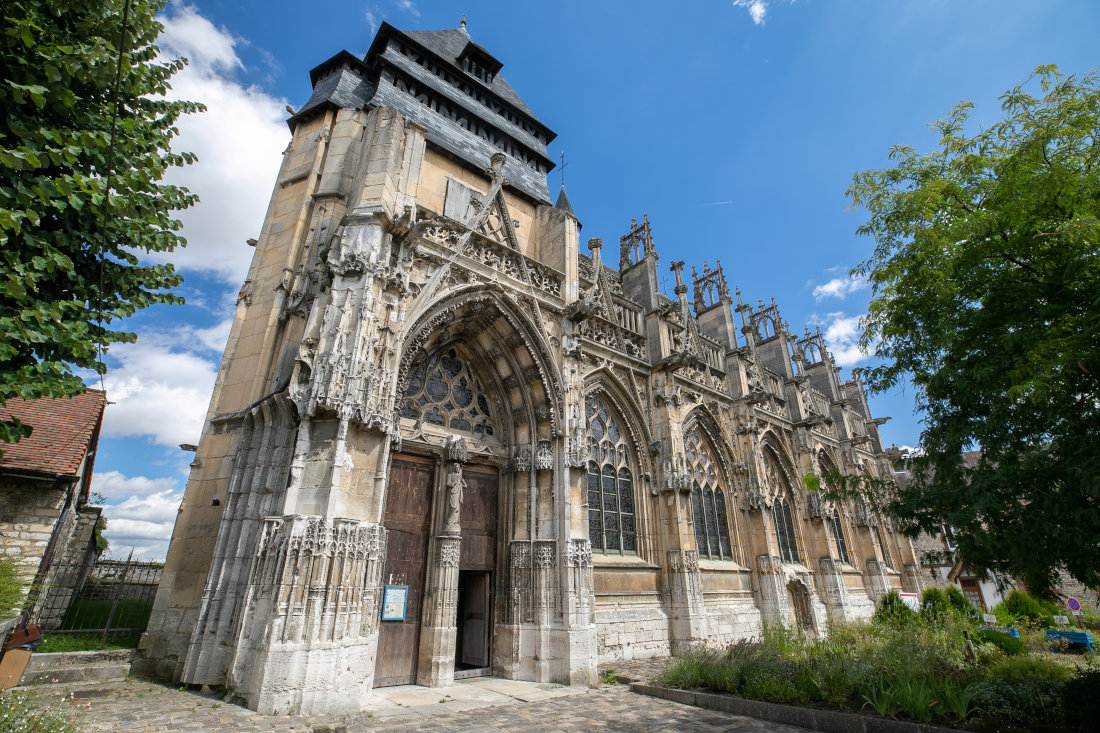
[
  {"x1": 454, "y1": 570, "x2": 492, "y2": 677},
  {"x1": 787, "y1": 580, "x2": 814, "y2": 633}
]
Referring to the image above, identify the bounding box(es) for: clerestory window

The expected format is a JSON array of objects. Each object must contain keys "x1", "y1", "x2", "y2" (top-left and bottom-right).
[{"x1": 585, "y1": 396, "x2": 636, "y2": 554}]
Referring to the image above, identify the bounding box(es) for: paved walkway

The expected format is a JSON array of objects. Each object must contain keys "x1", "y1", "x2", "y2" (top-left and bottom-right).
[{"x1": 35, "y1": 661, "x2": 811, "y2": 732}]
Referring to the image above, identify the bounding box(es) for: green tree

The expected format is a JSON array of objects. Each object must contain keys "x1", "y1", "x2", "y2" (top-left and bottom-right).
[
  {"x1": 0, "y1": 0, "x2": 200, "y2": 447},
  {"x1": 847, "y1": 66, "x2": 1100, "y2": 599}
]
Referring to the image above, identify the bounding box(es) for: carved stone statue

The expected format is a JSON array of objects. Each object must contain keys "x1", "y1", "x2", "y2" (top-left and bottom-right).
[{"x1": 444, "y1": 462, "x2": 465, "y2": 531}]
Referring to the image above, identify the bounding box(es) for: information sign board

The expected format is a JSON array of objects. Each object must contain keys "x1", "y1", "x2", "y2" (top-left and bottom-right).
[{"x1": 381, "y1": 585, "x2": 409, "y2": 621}]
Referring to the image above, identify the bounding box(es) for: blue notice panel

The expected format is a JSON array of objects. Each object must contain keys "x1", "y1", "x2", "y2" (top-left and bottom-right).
[{"x1": 381, "y1": 585, "x2": 409, "y2": 621}]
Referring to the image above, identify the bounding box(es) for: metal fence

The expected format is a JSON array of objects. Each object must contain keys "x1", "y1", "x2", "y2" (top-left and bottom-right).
[{"x1": 31, "y1": 550, "x2": 162, "y2": 648}]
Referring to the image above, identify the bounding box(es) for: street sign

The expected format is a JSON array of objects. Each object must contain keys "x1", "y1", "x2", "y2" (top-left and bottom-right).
[
  {"x1": 982, "y1": 613, "x2": 997, "y2": 624},
  {"x1": 898, "y1": 592, "x2": 920, "y2": 611},
  {"x1": 1073, "y1": 611, "x2": 1083, "y2": 616},
  {"x1": 1054, "y1": 615, "x2": 1069, "y2": 625},
  {"x1": 1067, "y1": 597, "x2": 1081, "y2": 611}
]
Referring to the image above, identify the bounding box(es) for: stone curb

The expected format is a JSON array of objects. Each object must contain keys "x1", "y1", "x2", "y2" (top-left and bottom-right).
[
  {"x1": 20, "y1": 649, "x2": 134, "y2": 685},
  {"x1": 630, "y1": 683, "x2": 959, "y2": 733}
]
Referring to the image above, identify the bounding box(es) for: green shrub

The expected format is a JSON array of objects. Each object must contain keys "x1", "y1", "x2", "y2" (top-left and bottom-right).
[
  {"x1": 967, "y1": 678, "x2": 1064, "y2": 733},
  {"x1": 873, "y1": 590, "x2": 918, "y2": 627},
  {"x1": 1062, "y1": 668, "x2": 1100, "y2": 731},
  {"x1": 797, "y1": 641, "x2": 868, "y2": 709},
  {"x1": 658, "y1": 649, "x2": 711, "y2": 689},
  {"x1": 988, "y1": 654, "x2": 1073, "y2": 684},
  {"x1": 973, "y1": 628, "x2": 1026, "y2": 656},
  {"x1": 920, "y1": 587, "x2": 952, "y2": 622},
  {"x1": 944, "y1": 585, "x2": 982, "y2": 623},
  {"x1": 997, "y1": 589, "x2": 1055, "y2": 627}
]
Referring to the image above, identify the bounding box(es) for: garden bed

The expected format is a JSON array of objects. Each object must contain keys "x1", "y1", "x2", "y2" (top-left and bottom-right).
[
  {"x1": 646, "y1": 588, "x2": 1097, "y2": 732},
  {"x1": 631, "y1": 682, "x2": 958, "y2": 733}
]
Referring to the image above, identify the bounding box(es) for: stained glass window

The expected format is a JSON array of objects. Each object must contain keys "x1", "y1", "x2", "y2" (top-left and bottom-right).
[
  {"x1": 400, "y1": 348, "x2": 497, "y2": 437},
  {"x1": 585, "y1": 396, "x2": 636, "y2": 554},
  {"x1": 774, "y1": 499, "x2": 799, "y2": 564},
  {"x1": 686, "y1": 430, "x2": 733, "y2": 560},
  {"x1": 827, "y1": 510, "x2": 850, "y2": 565}
]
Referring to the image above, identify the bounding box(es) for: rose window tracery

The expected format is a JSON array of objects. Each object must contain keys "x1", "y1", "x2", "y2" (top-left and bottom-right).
[{"x1": 399, "y1": 347, "x2": 496, "y2": 436}]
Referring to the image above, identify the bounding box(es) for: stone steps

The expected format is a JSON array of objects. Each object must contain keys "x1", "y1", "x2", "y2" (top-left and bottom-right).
[{"x1": 19, "y1": 649, "x2": 134, "y2": 685}]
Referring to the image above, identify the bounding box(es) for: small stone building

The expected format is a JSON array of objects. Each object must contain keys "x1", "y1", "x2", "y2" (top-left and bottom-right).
[
  {"x1": 137, "y1": 21, "x2": 922, "y2": 713},
  {"x1": 0, "y1": 390, "x2": 106, "y2": 624}
]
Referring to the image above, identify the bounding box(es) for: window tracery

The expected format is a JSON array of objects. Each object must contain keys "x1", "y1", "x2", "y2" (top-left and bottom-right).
[
  {"x1": 585, "y1": 396, "x2": 636, "y2": 554},
  {"x1": 827, "y1": 510, "x2": 850, "y2": 565},
  {"x1": 399, "y1": 347, "x2": 496, "y2": 437},
  {"x1": 764, "y1": 449, "x2": 800, "y2": 564},
  {"x1": 686, "y1": 430, "x2": 732, "y2": 560},
  {"x1": 774, "y1": 499, "x2": 799, "y2": 564}
]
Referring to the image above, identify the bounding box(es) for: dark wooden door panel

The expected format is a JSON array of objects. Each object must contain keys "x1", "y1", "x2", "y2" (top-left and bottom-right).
[
  {"x1": 460, "y1": 466, "x2": 498, "y2": 571},
  {"x1": 375, "y1": 456, "x2": 433, "y2": 687}
]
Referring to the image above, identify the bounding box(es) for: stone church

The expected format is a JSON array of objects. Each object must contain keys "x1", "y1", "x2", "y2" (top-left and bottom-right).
[{"x1": 137, "y1": 20, "x2": 922, "y2": 714}]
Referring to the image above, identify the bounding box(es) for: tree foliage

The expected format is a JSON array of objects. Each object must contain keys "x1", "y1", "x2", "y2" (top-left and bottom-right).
[
  {"x1": 847, "y1": 66, "x2": 1100, "y2": 598},
  {"x1": 0, "y1": 0, "x2": 200, "y2": 446}
]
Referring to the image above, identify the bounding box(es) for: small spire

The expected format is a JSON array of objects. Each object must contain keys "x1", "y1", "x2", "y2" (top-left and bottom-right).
[{"x1": 460, "y1": 14, "x2": 468, "y2": 32}]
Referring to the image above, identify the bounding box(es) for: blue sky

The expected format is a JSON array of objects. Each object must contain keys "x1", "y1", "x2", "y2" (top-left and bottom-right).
[{"x1": 87, "y1": 0, "x2": 1100, "y2": 558}]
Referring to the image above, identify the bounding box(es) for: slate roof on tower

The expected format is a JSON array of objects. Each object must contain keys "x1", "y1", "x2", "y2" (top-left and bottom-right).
[{"x1": 291, "y1": 21, "x2": 557, "y2": 205}]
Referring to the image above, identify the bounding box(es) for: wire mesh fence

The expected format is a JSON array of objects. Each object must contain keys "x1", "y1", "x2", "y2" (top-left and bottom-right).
[{"x1": 29, "y1": 550, "x2": 162, "y2": 650}]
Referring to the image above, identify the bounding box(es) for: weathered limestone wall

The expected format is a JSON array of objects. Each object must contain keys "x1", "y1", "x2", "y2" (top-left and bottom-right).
[{"x1": 0, "y1": 478, "x2": 75, "y2": 588}]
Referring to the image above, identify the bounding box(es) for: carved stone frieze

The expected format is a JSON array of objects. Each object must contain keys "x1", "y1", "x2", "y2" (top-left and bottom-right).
[
  {"x1": 667, "y1": 549, "x2": 700, "y2": 573},
  {"x1": 565, "y1": 539, "x2": 593, "y2": 568},
  {"x1": 445, "y1": 435, "x2": 468, "y2": 463},
  {"x1": 511, "y1": 542, "x2": 530, "y2": 569},
  {"x1": 534, "y1": 541, "x2": 556, "y2": 568},
  {"x1": 756, "y1": 554, "x2": 783, "y2": 575},
  {"x1": 513, "y1": 447, "x2": 531, "y2": 472},
  {"x1": 439, "y1": 537, "x2": 460, "y2": 567},
  {"x1": 534, "y1": 440, "x2": 553, "y2": 471}
]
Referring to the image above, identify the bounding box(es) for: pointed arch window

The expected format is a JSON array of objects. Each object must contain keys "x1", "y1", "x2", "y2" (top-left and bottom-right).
[
  {"x1": 686, "y1": 430, "x2": 732, "y2": 560},
  {"x1": 764, "y1": 450, "x2": 800, "y2": 564},
  {"x1": 774, "y1": 499, "x2": 799, "y2": 564},
  {"x1": 399, "y1": 347, "x2": 497, "y2": 436},
  {"x1": 827, "y1": 510, "x2": 850, "y2": 565},
  {"x1": 586, "y1": 396, "x2": 636, "y2": 554}
]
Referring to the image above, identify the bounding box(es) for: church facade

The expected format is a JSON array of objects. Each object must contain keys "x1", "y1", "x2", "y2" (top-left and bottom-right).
[{"x1": 137, "y1": 21, "x2": 922, "y2": 714}]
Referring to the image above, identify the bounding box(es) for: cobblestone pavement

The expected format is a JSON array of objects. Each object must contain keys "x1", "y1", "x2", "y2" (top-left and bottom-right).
[{"x1": 37, "y1": 661, "x2": 811, "y2": 732}]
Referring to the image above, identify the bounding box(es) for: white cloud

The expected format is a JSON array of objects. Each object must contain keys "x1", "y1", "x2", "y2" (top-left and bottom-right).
[
  {"x1": 809, "y1": 311, "x2": 867, "y2": 367},
  {"x1": 93, "y1": 470, "x2": 178, "y2": 501},
  {"x1": 95, "y1": 319, "x2": 229, "y2": 448},
  {"x1": 152, "y1": 4, "x2": 290, "y2": 285},
  {"x1": 733, "y1": 0, "x2": 798, "y2": 26},
  {"x1": 365, "y1": 7, "x2": 380, "y2": 36},
  {"x1": 812, "y1": 274, "x2": 869, "y2": 301},
  {"x1": 396, "y1": 0, "x2": 420, "y2": 18},
  {"x1": 89, "y1": 470, "x2": 183, "y2": 561},
  {"x1": 733, "y1": 0, "x2": 769, "y2": 25},
  {"x1": 102, "y1": 489, "x2": 184, "y2": 561}
]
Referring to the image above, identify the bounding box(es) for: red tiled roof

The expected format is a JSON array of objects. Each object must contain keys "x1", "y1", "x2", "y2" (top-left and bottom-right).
[{"x1": 0, "y1": 390, "x2": 107, "y2": 477}]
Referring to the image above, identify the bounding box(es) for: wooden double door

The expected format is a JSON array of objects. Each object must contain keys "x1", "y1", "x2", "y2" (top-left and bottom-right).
[{"x1": 374, "y1": 455, "x2": 498, "y2": 687}]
